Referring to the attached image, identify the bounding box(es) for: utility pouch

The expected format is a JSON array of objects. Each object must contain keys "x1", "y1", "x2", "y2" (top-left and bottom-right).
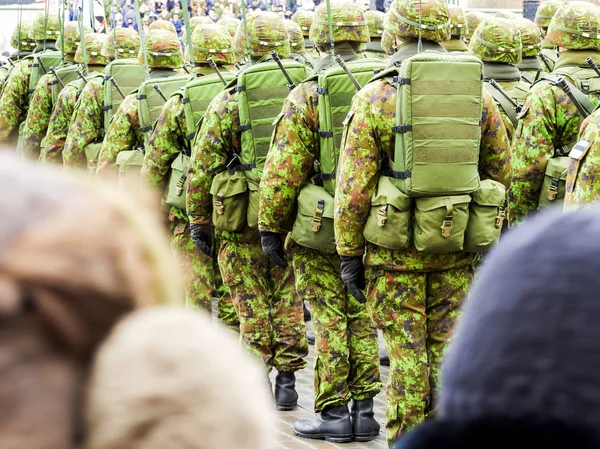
[
  {"x1": 246, "y1": 179, "x2": 260, "y2": 229},
  {"x1": 84, "y1": 142, "x2": 103, "y2": 174},
  {"x1": 363, "y1": 175, "x2": 413, "y2": 250},
  {"x1": 291, "y1": 182, "x2": 336, "y2": 254},
  {"x1": 538, "y1": 156, "x2": 569, "y2": 209},
  {"x1": 115, "y1": 149, "x2": 145, "y2": 186},
  {"x1": 414, "y1": 195, "x2": 471, "y2": 254},
  {"x1": 210, "y1": 169, "x2": 248, "y2": 232},
  {"x1": 165, "y1": 152, "x2": 190, "y2": 211},
  {"x1": 464, "y1": 179, "x2": 506, "y2": 253}
]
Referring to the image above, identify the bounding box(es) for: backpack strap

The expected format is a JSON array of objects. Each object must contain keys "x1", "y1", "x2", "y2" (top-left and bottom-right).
[
  {"x1": 520, "y1": 71, "x2": 535, "y2": 85},
  {"x1": 483, "y1": 81, "x2": 519, "y2": 129},
  {"x1": 538, "y1": 73, "x2": 597, "y2": 116}
]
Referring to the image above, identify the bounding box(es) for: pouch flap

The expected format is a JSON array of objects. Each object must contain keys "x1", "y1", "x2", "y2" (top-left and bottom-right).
[
  {"x1": 171, "y1": 152, "x2": 189, "y2": 172},
  {"x1": 247, "y1": 179, "x2": 259, "y2": 192},
  {"x1": 210, "y1": 170, "x2": 248, "y2": 198},
  {"x1": 471, "y1": 179, "x2": 506, "y2": 207},
  {"x1": 116, "y1": 150, "x2": 144, "y2": 166},
  {"x1": 371, "y1": 176, "x2": 412, "y2": 211},
  {"x1": 416, "y1": 195, "x2": 471, "y2": 212},
  {"x1": 545, "y1": 157, "x2": 569, "y2": 180},
  {"x1": 297, "y1": 183, "x2": 335, "y2": 219}
]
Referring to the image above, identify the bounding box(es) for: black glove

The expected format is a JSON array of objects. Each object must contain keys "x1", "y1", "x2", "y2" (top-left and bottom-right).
[
  {"x1": 190, "y1": 223, "x2": 212, "y2": 257},
  {"x1": 260, "y1": 231, "x2": 287, "y2": 269},
  {"x1": 340, "y1": 255, "x2": 366, "y2": 303}
]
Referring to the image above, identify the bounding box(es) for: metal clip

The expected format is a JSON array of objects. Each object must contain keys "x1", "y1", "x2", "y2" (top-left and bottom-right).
[
  {"x1": 441, "y1": 217, "x2": 454, "y2": 238},
  {"x1": 311, "y1": 199, "x2": 325, "y2": 232},
  {"x1": 495, "y1": 207, "x2": 506, "y2": 229},
  {"x1": 175, "y1": 175, "x2": 186, "y2": 196},
  {"x1": 377, "y1": 205, "x2": 388, "y2": 227},
  {"x1": 215, "y1": 194, "x2": 224, "y2": 215},
  {"x1": 547, "y1": 177, "x2": 560, "y2": 201}
]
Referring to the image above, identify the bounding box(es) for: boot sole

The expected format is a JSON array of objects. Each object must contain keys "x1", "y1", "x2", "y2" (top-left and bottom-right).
[
  {"x1": 354, "y1": 432, "x2": 380, "y2": 442},
  {"x1": 276, "y1": 403, "x2": 297, "y2": 411},
  {"x1": 294, "y1": 431, "x2": 353, "y2": 443}
]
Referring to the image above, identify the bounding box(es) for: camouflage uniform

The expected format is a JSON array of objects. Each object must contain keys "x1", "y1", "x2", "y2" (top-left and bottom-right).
[
  {"x1": 334, "y1": 1, "x2": 512, "y2": 443},
  {"x1": 440, "y1": 6, "x2": 469, "y2": 53},
  {"x1": 284, "y1": 20, "x2": 315, "y2": 69},
  {"x1": 186, "y1": 12, "x2": 307, "y2": 374},
  {"x1": 535, "y1": 0, "x2": 562, "y2": 72},
  {"x1": 143, "y1": 24, "x2": 237, "y2": 328},
  {"x1": 259, "y1": 3, "x2": 381, "y2": 440},
  {"x1": 1, "y1": 22, "x2": 36, "y2": 96},
  {"x1": 509, "y1": 2, "x2": 600, "y2": 226},
  {"x1": 515, "y1": 17, "x2": 545, "y2": 83},
  {"x1": 364, "y1": 11, "x2": 386, "y2": 59}
]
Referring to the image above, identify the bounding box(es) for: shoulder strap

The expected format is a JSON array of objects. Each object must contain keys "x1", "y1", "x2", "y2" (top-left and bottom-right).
[
  {"x1": 538, "y1": 73, "x2": 597, "y2": 116},
  {"x1": 483, "y1": 82, "x2": 519, "y2": 128}
]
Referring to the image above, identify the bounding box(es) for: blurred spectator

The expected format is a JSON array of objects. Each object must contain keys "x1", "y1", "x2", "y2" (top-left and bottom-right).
[
  {"x1": 247, "y1": 0, "x2": 265, "y2": 12},
  {"x1": 122, "y1": 0, "x2": 135, "y2": 17},
  {"x1": 170, "y1": 13, "x2": 184, "y2": 36}
]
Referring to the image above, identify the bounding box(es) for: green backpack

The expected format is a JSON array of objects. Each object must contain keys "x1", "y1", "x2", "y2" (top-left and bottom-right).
[
  {"x1": 291, "y1": 58, "x2": 386, "y2": 254},
  {"x1": 165, "y1": 72, "x2": 235, "y2": 211},
  {"x1": 49, "y1": 64, "x2": 80, "y2": 105},
  {"x1": 27, "y1": 50, "x2": 63, "y2": 95},
  {"x1": 211, "y1": 59, "x2": 308, "y2": 232}
]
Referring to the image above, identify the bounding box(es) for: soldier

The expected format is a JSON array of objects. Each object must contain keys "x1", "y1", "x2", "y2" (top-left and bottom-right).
[
  {"x1": 292, "y1": 9, "x2": 317, "y2": 57},
  {"x1": 218, "y1": 16, "x2": 241, "y2": 37},
  {"x1": 186, "y1": 11, "x2": 308, "y2": 409},
  {"x1": 469, "y1": 18, "x2": 529, "y2": 140},
  {"x1": 20, "y1": 22, "x2": 91, "y2": 160},
  {"x1": 284, "y1": 19, "x2": 315, "y2": 69},
  {"x1": 143, "y1": 24, "x2": 238, "y2": 328},
  {"x1": 464, "y1": 10, "x2": 486, "y2": 45},
  {"x1": 333, "y1": 0, "x2": 511, "y2": 444},
  {"x1": 258, "y1": 2, "x2": 382, "y2": 443},
  {"x1": 63, "y1": 27, "x2": 141, "y2": 169},
  {"x1": 148, "y1": 18, "x2": 179, "y2": 35},
  {"x1": 534, "y1": 0, "x2": 562, "y2": 72},
  {"x1": 441, "y1": 6, "x2": 469, "y2": 53},
  {"x1": 509, "y1": 2, "x2": 600, "y2": 226},
  {"x1": 0, "y1": 22, "x2": 36, "y2": 96},
  {"x1": 0, "y1": 12, "x2": 60, "y2": 145},
  {"x1": 41, "y1": 34, "x2": 110, "y2": 164},
  {"x1": 515, "y1": 17, "x2": 545, "y2": 83},
  {"x1": 364, "y1": 10, "x2": 386, "y2": 59}
]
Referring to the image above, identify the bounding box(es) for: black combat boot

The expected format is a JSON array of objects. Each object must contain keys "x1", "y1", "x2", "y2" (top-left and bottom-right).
[
  {"x1": 274, "y1": 372, "x2": 298, "y2": 411},
  {"x1": 303, "y1": 302, "x2": 311, "y2": 321},
  {"x1": 294, "y1": 405, "x2": 353, "y2": 443},
  {"x1": 351, "y1": 398, "x2": 380, "y2": 442},
  {"x1": 306, "y1": 329, "x2": 315, "y2": 345}
]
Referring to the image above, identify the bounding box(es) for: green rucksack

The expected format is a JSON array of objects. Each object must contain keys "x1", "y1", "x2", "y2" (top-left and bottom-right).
[
  {"x1": 164, "y1": 72, "x2": 235, "y2": 211},
  {"x1": 290, "y1": 58, "x2": 386, "y2": 254},
  {"x1": 27, "y1": 50, "x2": 62, "y2": 95},
  {"x1": 49, "y1": 64, "x2": 80, "y2": 105}
]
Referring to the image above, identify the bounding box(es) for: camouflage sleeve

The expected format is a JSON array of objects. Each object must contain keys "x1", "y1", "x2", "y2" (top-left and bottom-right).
[
  {"x1": 479, "y1": 90, "x2": 511, "y2": 187},
  {"x1": 565, "y1": 114, "x2": 600, "y2": 208},
  {"x1": 40, "y1": 83, "x2": 79, "y2": 165},
  {"x1": 21, "y1": 73, "x2": 53, "y2": 159},
  {"x1": 63, "y1": 77, "x2": 104, "y2": 169},
  {"x1": 334, "y1": 83, "x2": 383, "y2": 257},
  {"x1": 186, "y1": 89, "x2": 239, "y2": 225},
  {"x1": 0, "y1": 61, "x2": 30, "y2": 141},
  {"x1": 508, "y1": 81, "x2": 582, "y2": 226},
  {"x1": 143, "y1": 96, "x2": 186, "y2": 192},
  {"x1": 258, "y1": 82, "x2": 318, "y2": 234},
  {"x1": 96, "y1": 94, "x2": 141, "y2": 174}
]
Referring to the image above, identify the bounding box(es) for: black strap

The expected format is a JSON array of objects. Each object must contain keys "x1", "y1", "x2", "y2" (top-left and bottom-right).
[
  {"x1": 101, "y1": 105, "x2": 112, "y2": 111},
  {"x1": 228, "y1": 163, "x2": 255, "y2": 175},
  {"x1": 48, "y1": 79, "x2": 58, "y2": 86},
  {"x1": 392, "y1": 125, "x2": 412, "y2": 133},
  {"x1": 392, "y1": 76, "x2": 411, "y2": 85},
  {"x1": 316, "y1": 86, "x2": 328, "y2": 95},
  {"x1": 186, "y1": 131, "x2": 196, "y2": 141},
  {"x1": 141, "y1": 125, "x2": 152, "y2": 133},
  {"x1": 318, "y1": 130, "x2": 334, "y2": 138},
  {"x1": 182, "y1": 97, "x2": 190, "y2": 104},
  {"x1": 383, "y1": 168, "x2": 412, "y2": 179},
  {"x1": 239, "y1": 124, "x2": 252, "y2": 132},
  {"x1": 235, "y1": 85, "x2": 246, "y2": 93},
  {"x1": 136, "y1": 93, "x2": 147, "y2": 100}
]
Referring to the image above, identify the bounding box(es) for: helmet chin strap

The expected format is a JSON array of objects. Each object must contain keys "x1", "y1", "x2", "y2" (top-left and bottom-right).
[{"x1": 417, "y1": 0, "x2": 423, "y2": 53}]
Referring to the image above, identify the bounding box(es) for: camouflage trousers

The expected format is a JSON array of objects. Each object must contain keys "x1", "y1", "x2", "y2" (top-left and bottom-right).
[
  {"x1": 171, "y1": 221, "x2": 239, "y2": 330},
  {"x1": 366, "y1": 267, "x2": 473, "y2": 445},
  {"x1": 218, "y1": 240, "x2": 308, "y2": 372},
  {"x1": 292, "y1": 245, "x2": 382, "y2": 412}
]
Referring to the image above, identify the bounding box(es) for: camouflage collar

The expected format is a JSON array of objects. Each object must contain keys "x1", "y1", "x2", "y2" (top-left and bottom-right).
[
  {"x1": 312, "y1": 46, "x2": 361, "y2": 75},
  {"x1": 441, "y1": 38, "x2": 469, "y2": 52},
  {"x1": 482, "y1": 62, "x2": 521, "y2": 81},
  {"x1": 387, "y1": 41, "x2": 446, "y2": 68},
  {"x1": 517, "y1": 57, "x2": 543, "y2": 72},
  {"x1": 554, "y1": 49, "x2": 600, "y2": 70},
  {"x1": 541, "y1": 38, "x2": 555, "y2": 50}
]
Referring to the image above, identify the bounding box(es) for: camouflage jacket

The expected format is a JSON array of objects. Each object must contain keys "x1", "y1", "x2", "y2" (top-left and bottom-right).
[
  {"x1": 0, "y1": 59, "x2": 32, "y2": 142},
  {"x1": 508, "y1": 49, "x2": 600, "y2": 226},
  {"x1": 21, "y1": 72, "x2": 57, "y2": 159},
  {"x1": 334, "y1": 42, "x2": 512, "y2": 272}
]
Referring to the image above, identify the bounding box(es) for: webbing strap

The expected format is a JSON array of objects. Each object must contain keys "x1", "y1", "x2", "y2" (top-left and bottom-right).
[
  {"x1": 101, "y1": 105, "x2": 112, "y2": 111},
  {"x1": 228, "y1": 163, "x2": 255, "y2": 175},
  {"x1": 393, "y1": 125, "x2": 412, "y2": 133},
  {"x1": 412, "y1": 80, "x2": 482, "y2": 95},
  {"x1": 383, "y1": 168, "x2": 412, "y2": 179},
  {"x1": 136, "y1": 93, "x2": 147, "y2": 100},
  {"x1": 484, "y1": 82, "x2": 519, "y2": 128},
  {"x1": 141, "y1": 125, "x2": 152, "y2": 133},
  {"x1": 246, "y1": 85, "x2": 291, "y2": 101}
]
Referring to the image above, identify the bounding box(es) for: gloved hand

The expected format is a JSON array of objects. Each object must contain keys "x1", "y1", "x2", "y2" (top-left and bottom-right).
[
  {"x1": 190, "y1": 223, "x2": 212, "y2": 257},
  {"x1": 260, "y1": 231, "x2": 287, "y2": 269},
  {"x1": 340, "y1": 255, "x2": 366, "y2": 303}
]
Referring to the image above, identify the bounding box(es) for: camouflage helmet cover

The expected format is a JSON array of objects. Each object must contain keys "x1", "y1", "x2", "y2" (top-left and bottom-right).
[
  {"x1": 291, "y1": 9, "x2": 314, "y2": 37},
  {"x1": 284, "y1": 19, "x2": 306, "y2": 51},
  {"x1": 449, "y1": 5, "x2": 467, "y2": 39},
  {"x1": 192, "y1": 23, "x2": 234, "y2": 65},
  {"x1": 365, "y1": 10, "x2": 385, "y2": 39},
  {"x1": 495, "y1": 10, "x2": 519, "y2": 21},
  {"x1": 515, "y1": 17, "x2": 542, "y2": 57},
  {"x1": 465, "y1": 10, "x2": 486, "y2": 41},
  {"x1": 386, "y1": 0, "x2": 451, "y2": 43},
  {"x1": 30, "y1": 12, "x2": 61, "y2": 42},
  {"x1": 75, "y1": 33, "x2": 110, "y2": 65},
  {"x1": 218, "y1": 16, "x2": 242, "y2": 37},
  {"x1": 60, "y1": 21, "x2": 93, "y2": 55},
  {"x1": 101, "y1": 26, "x2": 141, "y2": 58},
  {"x1": 141, "y1": 28, "x2": 184, "y2": 68},
  {"x1": 547, "y1": 2, "x2": 600, "y2": 51},
  {"x1": 190, "y1": 15, "x2": 215, "y2": 28},
  {"x1": 534, "y1": 0, "x2": 562, "y2": 30},
  {"x1": 469, "y1": 18, "x2": 522, "y2": 64},
  {"x1": 309, "y1": 1, "x2": 370, "y2": 46},
  {"x1": 233, "y1": 12, "x2": 290, "y2": 58},
  {"x1": 10, "y1": 21, "x2": 36, "y2": 52},
  {"x1": 148, "y1": 19, "x2": 178, "y2": 35}
]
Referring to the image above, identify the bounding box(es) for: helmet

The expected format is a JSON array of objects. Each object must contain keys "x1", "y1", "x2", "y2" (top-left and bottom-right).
[
  {"x1": 465, "y1": 10, "x2": 486, "y2": 41},
  {"x1": 75, "y1": 33, "x2": 110, "y2": 65},
  {"x1": 192, "y1": 24, "x2": 234, "y2": 65},
  {"x1": 309, "y1": 1, "x2": 369, "y2": 46},
  {"x1": 10, "y1": 21, "x2": 36, "y2": 52},
  {"x1": 534, "y1": 0, "x2": 562, "y2": 30},
  {"x1": 495, "y1": 11, "x2": 518, "y2": 20},
  {"x1": 218, "y1": 16, "x2": 241, "y2": 37},
  {"x1": 148, "y1": 19, "x2": 178, "y2": 35},
  {"x1": 101, "y1": 27, "x2": 141, "y2": 58},
  {"x1": 291, "y1": 10, "x2": 314, "y2": 37},
  {"x1": 60, "y1": 21, "x2": 93, "y2": 56},
  {"x1": 140, "y1": 28, "x2": 184, "y2": 68},
  {"x1": 284, "y1": 19, "x2": 306, "y2": 52},
  {"x1": 233, "y1": 12, "x2": 290, "y2": 58},
  {"x1": 469, "y1": 18, "x2": 522, "y2": 65},
  {"x1": 365, "y1": 10, "x2": 385, "y2": 39},
  {"x1": 381, "y1": 30, "x2": 396, "y2": 55},
  {"x1": 191, "y1": 15, "x2": 214, "y2": 27},
  {"x1": 515, "y1": 17, "x2": 542, "y2": 57},
  {"x1": 385, "y1": 0, "x2": 451, "y2": 43},
  {"x1": 30, "y1": 12, "x2": 61, "y2": 42},
  {"x1": 449, "y1": 6, "x2": 467, "y2": 39},
  {"x1": 547, "y1": 2, "x2": 600, "y2": 51}
]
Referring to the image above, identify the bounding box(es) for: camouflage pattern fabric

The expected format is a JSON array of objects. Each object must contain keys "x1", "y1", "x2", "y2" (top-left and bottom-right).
[
  {"x1": 30, "y1": 13, "x2": 60, "y2": 42},
  {"x1": 508, "y1": 50, "x2": 600, "y2": 226},
  {"x1": 148, "y1": 18, "x2": 178, "y2": 35},
  {"x1": 218, "y1": 16, "x2": 241, "y2": 37},
  {"x1": 546, "y1": 2, "x2": 600, "y2": 51},
  {"x1": 366, "y1": 10, "x2": 385, "y2": 40},
  {"x1": 10, "y1": 21, "x2": 36, "y2": 53},
  {"x1": 60, "y1": 21, "x2": 92, "y2": 56},
  {"x1": 75, "y1": 34, "x2": 110, "y2": 66},
  {"x1": 102, "y1": 27, "x2": 140, "y2": 59},
  {"x1": 386, "y1": 0, "x2": 451, "y2": 43},
  {"x1": 310, "y1": 2, "x2": 369, "y2": 46},
  {"x1": 535, "y1": 0, "x2": 562, "y2": 31},
  {"x1": 20, "y1": 72, "x2": 55, "y2": 159},
  {"x1": 469, "y1": 18, "x2": 522, "y2": 65},
  {"x1": 141, "y1": 29, "x2": 184, "y2": 69},
  {"x1": 284, "y1": 19, "x2": 306, "y2": 53},
  {"x1": 291, "y1": 9, "x2": 314, "y2": 37},
  {"x1": 0, "y1": 60, "x2": 32, "y2": 143},
  {"x1": 515, "y1": 18, "x2": 542, "y2": 58},
  {"x1": 192, "y1": 24, "x2": 234, "y2": 65},
  {"x1": 366, "y1": 266, "x2": 473, "y2": 442},
  {"x1": 448, "y1": 6, "x2": 467, "y2": 40},
  {"x1": 232, "y1": 12, "x2": 290, "y2": 58}
]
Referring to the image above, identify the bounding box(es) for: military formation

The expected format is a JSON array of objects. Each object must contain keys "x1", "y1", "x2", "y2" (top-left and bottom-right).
[{"x1": 2, "y1": 0, "x2": 600, "y2": 447}]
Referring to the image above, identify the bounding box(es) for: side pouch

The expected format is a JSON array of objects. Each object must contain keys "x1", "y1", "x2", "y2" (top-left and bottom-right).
[
  {"x1": 414, "y1": 195, "x2": 471, "y2": 254},
  {"x1": 291, "y1": 183, "x2": 336, "y2": 254},
  {"x1": 165, "y1": 152, "x2": 190, "y2": 211},
  {"x1": 538, "y1": 156, "x2": 569, "y2": 209},
  {"x1": 246, "y1": 179, "x2": 259, "y2": 230},
  {"x1": 363, "y1": 176, "x2": 413, "y2": 250},
  {"x1": 84, "y1": 142, "x2": 103, "y2": 174},
  {"x1": 115, "y1": 150, "x2": 144, "y2": 186},
  {"x1": 464, "y1": 179, "x2": 506, "y2": 253},
  {"x1": 210, "y1": 169, "x2": 248, "y2": 233}
]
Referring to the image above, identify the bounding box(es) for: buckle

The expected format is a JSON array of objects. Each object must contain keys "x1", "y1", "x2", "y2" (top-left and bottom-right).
[
  {"x1": 441, "y1": 217, "x2": 454, "y2": 238},
  {"x1": 495, "y1": 207, "x2": 506, "y2": 229},
  {"x1": 215, "y1": 194, "x2": 224, "y2": 215},
  {"x1": 547, "y1": 177, "x2": 560, "y2": 201},
  {"x1": 175, "y1": 174, "x2": 186, "y2": 196},
  {"x1": 377, "y1": 205, "x2": 388, "y2": 227},
  {"x1": 311, "y1": 199, "x2": 325, "y2": 232}
]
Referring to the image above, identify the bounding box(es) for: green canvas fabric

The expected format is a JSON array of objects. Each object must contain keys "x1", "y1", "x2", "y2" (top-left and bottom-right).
[
  {"x1": 27, "y1": 50, "x2": 62, "y2": 94},
  {"x1": 103, "y1": 59, "x2": 147, "y2": 134}
]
